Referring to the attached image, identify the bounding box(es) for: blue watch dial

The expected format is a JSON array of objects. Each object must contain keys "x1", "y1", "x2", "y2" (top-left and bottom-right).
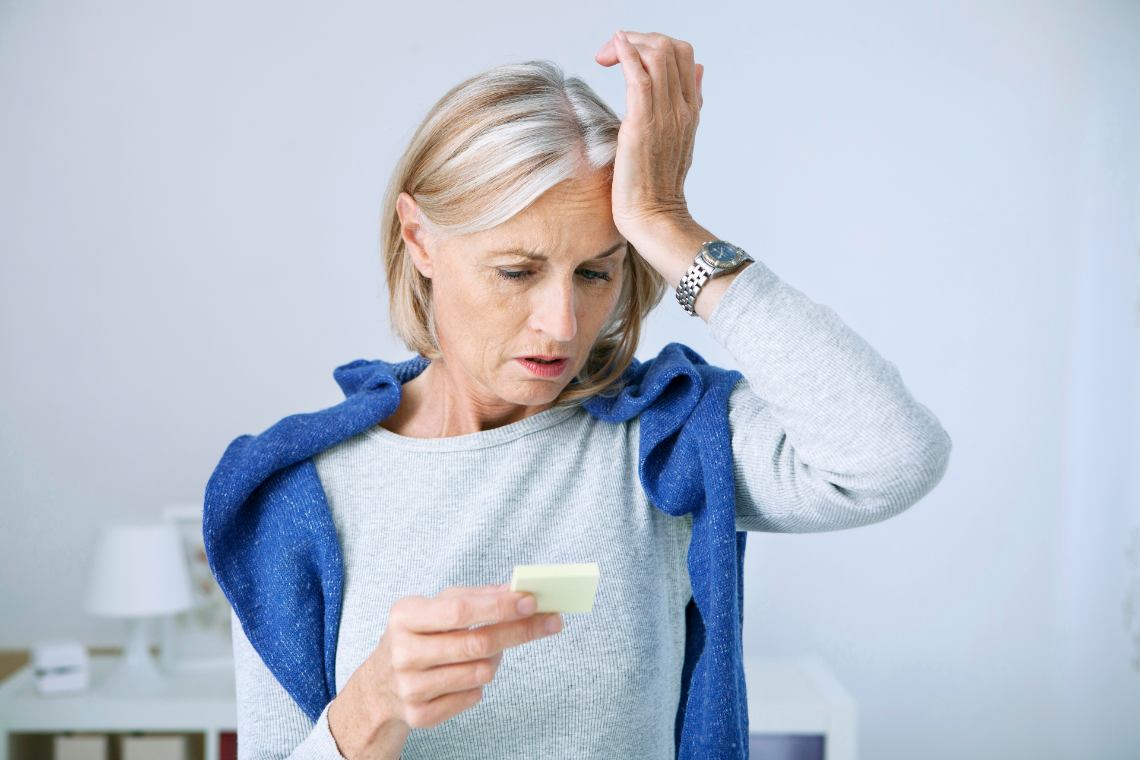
[
  {"x1": 708, "y1": 241, "x2": 737, "y2": 263},
  {"x1": 704, "y1": 240, "x2": 745, "y2": 266}
]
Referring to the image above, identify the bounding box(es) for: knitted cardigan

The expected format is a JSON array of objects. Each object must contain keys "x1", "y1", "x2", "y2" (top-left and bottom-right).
[{"x1": 203, "y1": 343, "x2": 750, "y2": 758}]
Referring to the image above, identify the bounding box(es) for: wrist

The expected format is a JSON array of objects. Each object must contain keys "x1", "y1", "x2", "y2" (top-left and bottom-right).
[
  {"x1": 328, "y1": 662, "x2": 410, "y2": 760},
  {"x1": 625, "y1": 217, "x2": 717, "y2": 289}
]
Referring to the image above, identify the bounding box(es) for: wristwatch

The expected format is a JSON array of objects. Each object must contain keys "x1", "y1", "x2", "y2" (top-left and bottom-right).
[{"x1": 675, "y1": 239, "x2": 754, "y2": 316}]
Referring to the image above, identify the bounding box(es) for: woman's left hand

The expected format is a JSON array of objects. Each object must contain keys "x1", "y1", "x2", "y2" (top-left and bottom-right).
[{"x1": 594, "y1": 30, "x2": 705, "y2": 244}]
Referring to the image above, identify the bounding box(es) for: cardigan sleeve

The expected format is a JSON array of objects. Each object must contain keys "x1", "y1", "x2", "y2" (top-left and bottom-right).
[
  {"x1": 231, "y1": 611, "x2": 351, "y2": 760},
  {"x1": 705, "y1": 259, "x2": 953, "y2": 533}
]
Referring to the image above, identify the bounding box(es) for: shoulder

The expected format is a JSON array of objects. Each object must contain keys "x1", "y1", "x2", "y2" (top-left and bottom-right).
[
  {"x1": 207, "y1": 357, "x2": 412, "y2": 514},
  {"x1": 588, "y1": 342, "x2": 741, "y2": 420}
]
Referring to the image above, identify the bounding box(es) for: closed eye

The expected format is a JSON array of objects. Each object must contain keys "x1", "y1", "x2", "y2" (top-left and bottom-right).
[{"x1": 496, "y1": 269, "x2": 613, "y2": 284}]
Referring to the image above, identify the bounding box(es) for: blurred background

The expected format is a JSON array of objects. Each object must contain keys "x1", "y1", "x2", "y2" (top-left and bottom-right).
[{"x1": 1, "y1": 0, "x2": 1137, "y2": 758}]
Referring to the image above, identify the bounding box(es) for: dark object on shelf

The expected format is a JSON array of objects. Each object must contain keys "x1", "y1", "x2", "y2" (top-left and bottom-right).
[
  {"x1": 220, "y1": 731, "x2": 237, "y2": 760},
  {"x1": 749, "y1": 733, "x2": 826, "y2": 760}
]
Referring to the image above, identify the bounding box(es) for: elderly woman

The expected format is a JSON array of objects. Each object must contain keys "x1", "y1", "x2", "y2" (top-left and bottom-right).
[{"x1": 205, "y1": 30, "x2": 951, "y2": 760}]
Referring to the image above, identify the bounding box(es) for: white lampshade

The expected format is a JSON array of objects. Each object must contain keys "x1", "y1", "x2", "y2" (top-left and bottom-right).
[
  {"x1": 82, "y1": 522, "x2": 197, "y2": 694},
  {"x1": 85, "y1": 523, "x2": 195, "y2": 618}
]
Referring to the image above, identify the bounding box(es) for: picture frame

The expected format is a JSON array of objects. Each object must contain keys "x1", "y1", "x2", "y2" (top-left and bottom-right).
[{"x1": 158, "y1": 503, "x2": 233, "y2": 671}]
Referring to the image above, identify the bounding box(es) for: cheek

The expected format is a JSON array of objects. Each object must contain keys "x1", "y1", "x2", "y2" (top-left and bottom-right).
[
  {"x1": 438, "y1": 274, "x2": 503, "y2": 314},
  {"x1": 595, "y1": 281, "x2": 624, "y2": 319}
]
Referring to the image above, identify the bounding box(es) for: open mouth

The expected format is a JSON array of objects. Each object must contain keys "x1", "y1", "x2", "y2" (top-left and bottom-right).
[{"x1": 517, "y1": 356, "x2": 569, "y2": 376}]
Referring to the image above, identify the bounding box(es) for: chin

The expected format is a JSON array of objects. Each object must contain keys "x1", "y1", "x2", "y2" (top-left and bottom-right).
[{"x1": 503, "y1": 378, "x2": 566, "y2": 404}]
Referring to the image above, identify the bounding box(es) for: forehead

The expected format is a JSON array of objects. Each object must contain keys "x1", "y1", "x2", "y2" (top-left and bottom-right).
[{"x1": 483, "y1": 172, "x2": 618, "y2": 250}]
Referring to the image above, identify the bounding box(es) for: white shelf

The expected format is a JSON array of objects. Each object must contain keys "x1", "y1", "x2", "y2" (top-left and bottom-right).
[
  {"x1": 745, "y1": 655, "x2": 858, "y2": 760},
  {"x1": 1, "y1": 653, "x2": 856, "y2": 759},
  {"x1": 0, "y1": 655, "x2": 236, "y2": 760}
]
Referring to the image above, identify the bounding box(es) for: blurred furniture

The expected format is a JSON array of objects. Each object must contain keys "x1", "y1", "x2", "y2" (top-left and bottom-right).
[
  {"x1": 0, "y1": 654, "x2": 235, "y2": 760},
  {"x1": 0, "y1": 651, "x2": 854, "y2": 759},
  {"x1": 746, "y1": 655, "x2": 858, "y2": 760},
  {"x1": 84, "y1": 524, "x2": 196, "y2": 694}
]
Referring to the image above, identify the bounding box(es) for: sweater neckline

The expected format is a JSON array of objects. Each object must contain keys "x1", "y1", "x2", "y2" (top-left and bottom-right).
[{"x1": 363, "y1": 401, "x2": 583, "y2": 452}]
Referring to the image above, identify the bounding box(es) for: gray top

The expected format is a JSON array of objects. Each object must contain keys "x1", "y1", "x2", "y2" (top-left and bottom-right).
[{"x1": 230, "y1": 259, "x2": 952, "y2": 758}]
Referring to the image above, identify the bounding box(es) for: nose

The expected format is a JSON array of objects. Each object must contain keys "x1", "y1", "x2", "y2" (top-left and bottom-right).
[{"x1": 528, "y1": 275, "x2": 578, "y2": 343}]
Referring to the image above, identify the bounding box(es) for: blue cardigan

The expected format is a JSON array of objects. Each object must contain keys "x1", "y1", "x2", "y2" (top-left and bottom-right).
[{"x1": 203, "y1": 342, "x2": 750, "y2": 758}]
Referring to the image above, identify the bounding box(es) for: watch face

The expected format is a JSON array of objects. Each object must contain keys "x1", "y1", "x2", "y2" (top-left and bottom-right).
[{"x1": 703, "y1": 241, "x2": 745, "y2": 266}]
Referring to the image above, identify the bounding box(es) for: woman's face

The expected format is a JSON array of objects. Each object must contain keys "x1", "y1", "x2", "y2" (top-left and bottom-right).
[{"x1": 397, "y1": 169, "x2": 627, "y2": 412}]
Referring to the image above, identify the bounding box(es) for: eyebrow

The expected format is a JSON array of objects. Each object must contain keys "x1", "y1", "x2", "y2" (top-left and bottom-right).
[{"x1": 487, "y1": 241, "x2": 627, "y2": 262}]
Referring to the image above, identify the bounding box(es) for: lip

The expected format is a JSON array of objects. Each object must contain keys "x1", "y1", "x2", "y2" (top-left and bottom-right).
[{"x1": 516, "y1": 356, "x2": 570, "y2": 378}]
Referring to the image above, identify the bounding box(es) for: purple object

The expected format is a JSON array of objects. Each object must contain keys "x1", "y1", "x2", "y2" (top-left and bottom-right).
[{"x1": 749, "y1": 733, "x2": 826, "y2": 760}]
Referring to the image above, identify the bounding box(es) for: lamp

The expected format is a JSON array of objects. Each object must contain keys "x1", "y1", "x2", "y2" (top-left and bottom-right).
[{"x1": 84, "y1": 523, "x2": 195, "y2": 693}]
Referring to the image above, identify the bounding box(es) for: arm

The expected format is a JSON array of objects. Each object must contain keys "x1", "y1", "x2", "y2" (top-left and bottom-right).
[
  {"x1": 703, "y1": 257, "x2": 952, "y2": 532},
  {"x1": 632, "y1": 219, "x2": 951, "y2": 532},
  {"x1": 230, "y1": 610, "x2": 353, "y2": 759},
  {"x1": 232, "y1": 611, "x2": 411, "y2": 760}
]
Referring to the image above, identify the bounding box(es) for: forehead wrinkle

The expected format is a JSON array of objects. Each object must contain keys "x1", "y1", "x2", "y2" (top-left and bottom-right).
[{"x1": 486, "y1": 240, "x2": 627, "y2": 263}]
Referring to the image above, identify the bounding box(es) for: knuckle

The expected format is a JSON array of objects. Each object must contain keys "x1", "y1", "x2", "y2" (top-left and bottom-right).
[
  {"x1": 392, "y1": 672, "x2": 418, "y2": 702},
  {"x1": 443, "y1": 598, "x2": 469, "y2": 628},
  {"x1": 390, "y1": 595, "x2": 422, "y2": 626},
  {"x1": 462, "y1": 631, "x2": 491, "y2": 660},
  {"x1": 474, "y1": 661, "x2": 496, "y2": 685},
  {"x1": 677, "y1": 40, "x2": 694, "y2": 56},
  {"x1": 404, "y1": 703, "x2": 432, "y2": 729},
  {"x1": 389, "y1": 648, "x2": 412, "y2": 671}
]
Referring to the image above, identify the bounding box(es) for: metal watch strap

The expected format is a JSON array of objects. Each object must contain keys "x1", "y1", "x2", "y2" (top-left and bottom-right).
[{"x1": 676, "y1": 242, "x2": 718, "y2": 317}]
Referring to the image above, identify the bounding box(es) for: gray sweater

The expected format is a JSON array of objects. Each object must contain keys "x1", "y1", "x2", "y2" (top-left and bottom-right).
[{"x1": 230, "y1": 259, "x2": 952, "y2": 759}]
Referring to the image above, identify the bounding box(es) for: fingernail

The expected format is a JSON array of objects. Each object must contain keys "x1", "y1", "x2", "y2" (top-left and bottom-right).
[
  {"x1": 517, "y1": 595, "x2": 537, "y2": 615},
  {"x1": 545, "y1": 614, "x2": 563, "y2": 634}
]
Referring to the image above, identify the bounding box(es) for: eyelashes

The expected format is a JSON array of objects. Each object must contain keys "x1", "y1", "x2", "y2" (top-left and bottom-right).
[{"x1": 495, "y1": 269, "x2": 613, "y2": 285}]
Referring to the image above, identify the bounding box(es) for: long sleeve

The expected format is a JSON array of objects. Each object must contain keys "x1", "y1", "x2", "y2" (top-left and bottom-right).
[
  {"x1": 231, "y1": 610, "x2": 350, "y2": 760},
  {"x1": 706, "y1": 259, "x2": 953, "y2": 533}
]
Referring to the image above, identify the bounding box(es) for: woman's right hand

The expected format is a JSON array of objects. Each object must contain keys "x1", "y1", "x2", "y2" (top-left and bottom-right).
[{"x1": 360, "y1": 583, "x2": 564, "y2": 730}]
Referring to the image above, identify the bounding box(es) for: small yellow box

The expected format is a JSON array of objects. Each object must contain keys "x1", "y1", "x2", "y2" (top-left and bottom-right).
[{"x1": 509, "y1": 562, "x2": 600, "y2": 613}]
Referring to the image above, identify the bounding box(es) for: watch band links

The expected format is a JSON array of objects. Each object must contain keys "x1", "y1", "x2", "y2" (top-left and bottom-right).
[{"x1": 675, "y1": 242, "x2": 718, "y2": 317}]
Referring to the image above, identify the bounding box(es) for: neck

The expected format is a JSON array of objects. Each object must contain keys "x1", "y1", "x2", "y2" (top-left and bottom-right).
[{"x1": 389, "y1": 359, "x2": 555, "y2": 438}]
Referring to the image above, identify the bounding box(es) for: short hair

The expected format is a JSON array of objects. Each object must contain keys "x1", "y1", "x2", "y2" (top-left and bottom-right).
[{"x1": 379, "y1": 59, "x2": 668, "y2": 408}]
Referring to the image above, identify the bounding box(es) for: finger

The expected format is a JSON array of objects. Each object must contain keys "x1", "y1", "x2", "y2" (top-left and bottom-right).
[
  {"x1": 424, "y1": 612, "x2": 563, "y2": 669},
  {"x1": 662, "y1": 42, "x2": 681, "y2": 121},
  {"x1": 673, "y1": 40, "x2": 696, "y2": 110},
  {"x1": 637, "y1": 40, "x2": 671, "y2": 118},
  {"x1": 456, "y1": 585, "x2": 517, "y2": 629},
  {"x1": 436, "y1": 583, "x2": 509, "y2": 598},
  {"x1": 401, "y1": 650, "x2": 504, "y2": 704},
  {"x1": 396, "y1": 589, "x2": 535, "y2": 634},
  {"x1": 696, "y1": 63, "x2": 704, "y2": 107},
  {"x1": 667, "y1": 44, "x2": 695, "y2": 194},
  {"x1": 612, "y1": 30, "x2": 652, "y2": 123},
  {"x1": 595, "y1": 34, "x2": 617, "y2": 65}
]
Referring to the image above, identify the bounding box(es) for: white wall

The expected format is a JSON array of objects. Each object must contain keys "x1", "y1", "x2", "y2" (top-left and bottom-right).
[
  {"x1": 2, "y1": 0, "x2": 1137, "y2": 757},
  {"x1": 1053, "y1": 2, "x2": 1140, "y2": 758}
]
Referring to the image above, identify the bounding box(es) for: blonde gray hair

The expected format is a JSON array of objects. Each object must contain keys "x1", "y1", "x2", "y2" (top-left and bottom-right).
[{"x1": 380, "y1": 59, "x2": 668, "y2": 407}]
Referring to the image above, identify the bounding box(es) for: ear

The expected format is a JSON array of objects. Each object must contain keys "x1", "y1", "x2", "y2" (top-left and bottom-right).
[{"x1": 396, "y1": 192, "x2": 436, "y2": 279}]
